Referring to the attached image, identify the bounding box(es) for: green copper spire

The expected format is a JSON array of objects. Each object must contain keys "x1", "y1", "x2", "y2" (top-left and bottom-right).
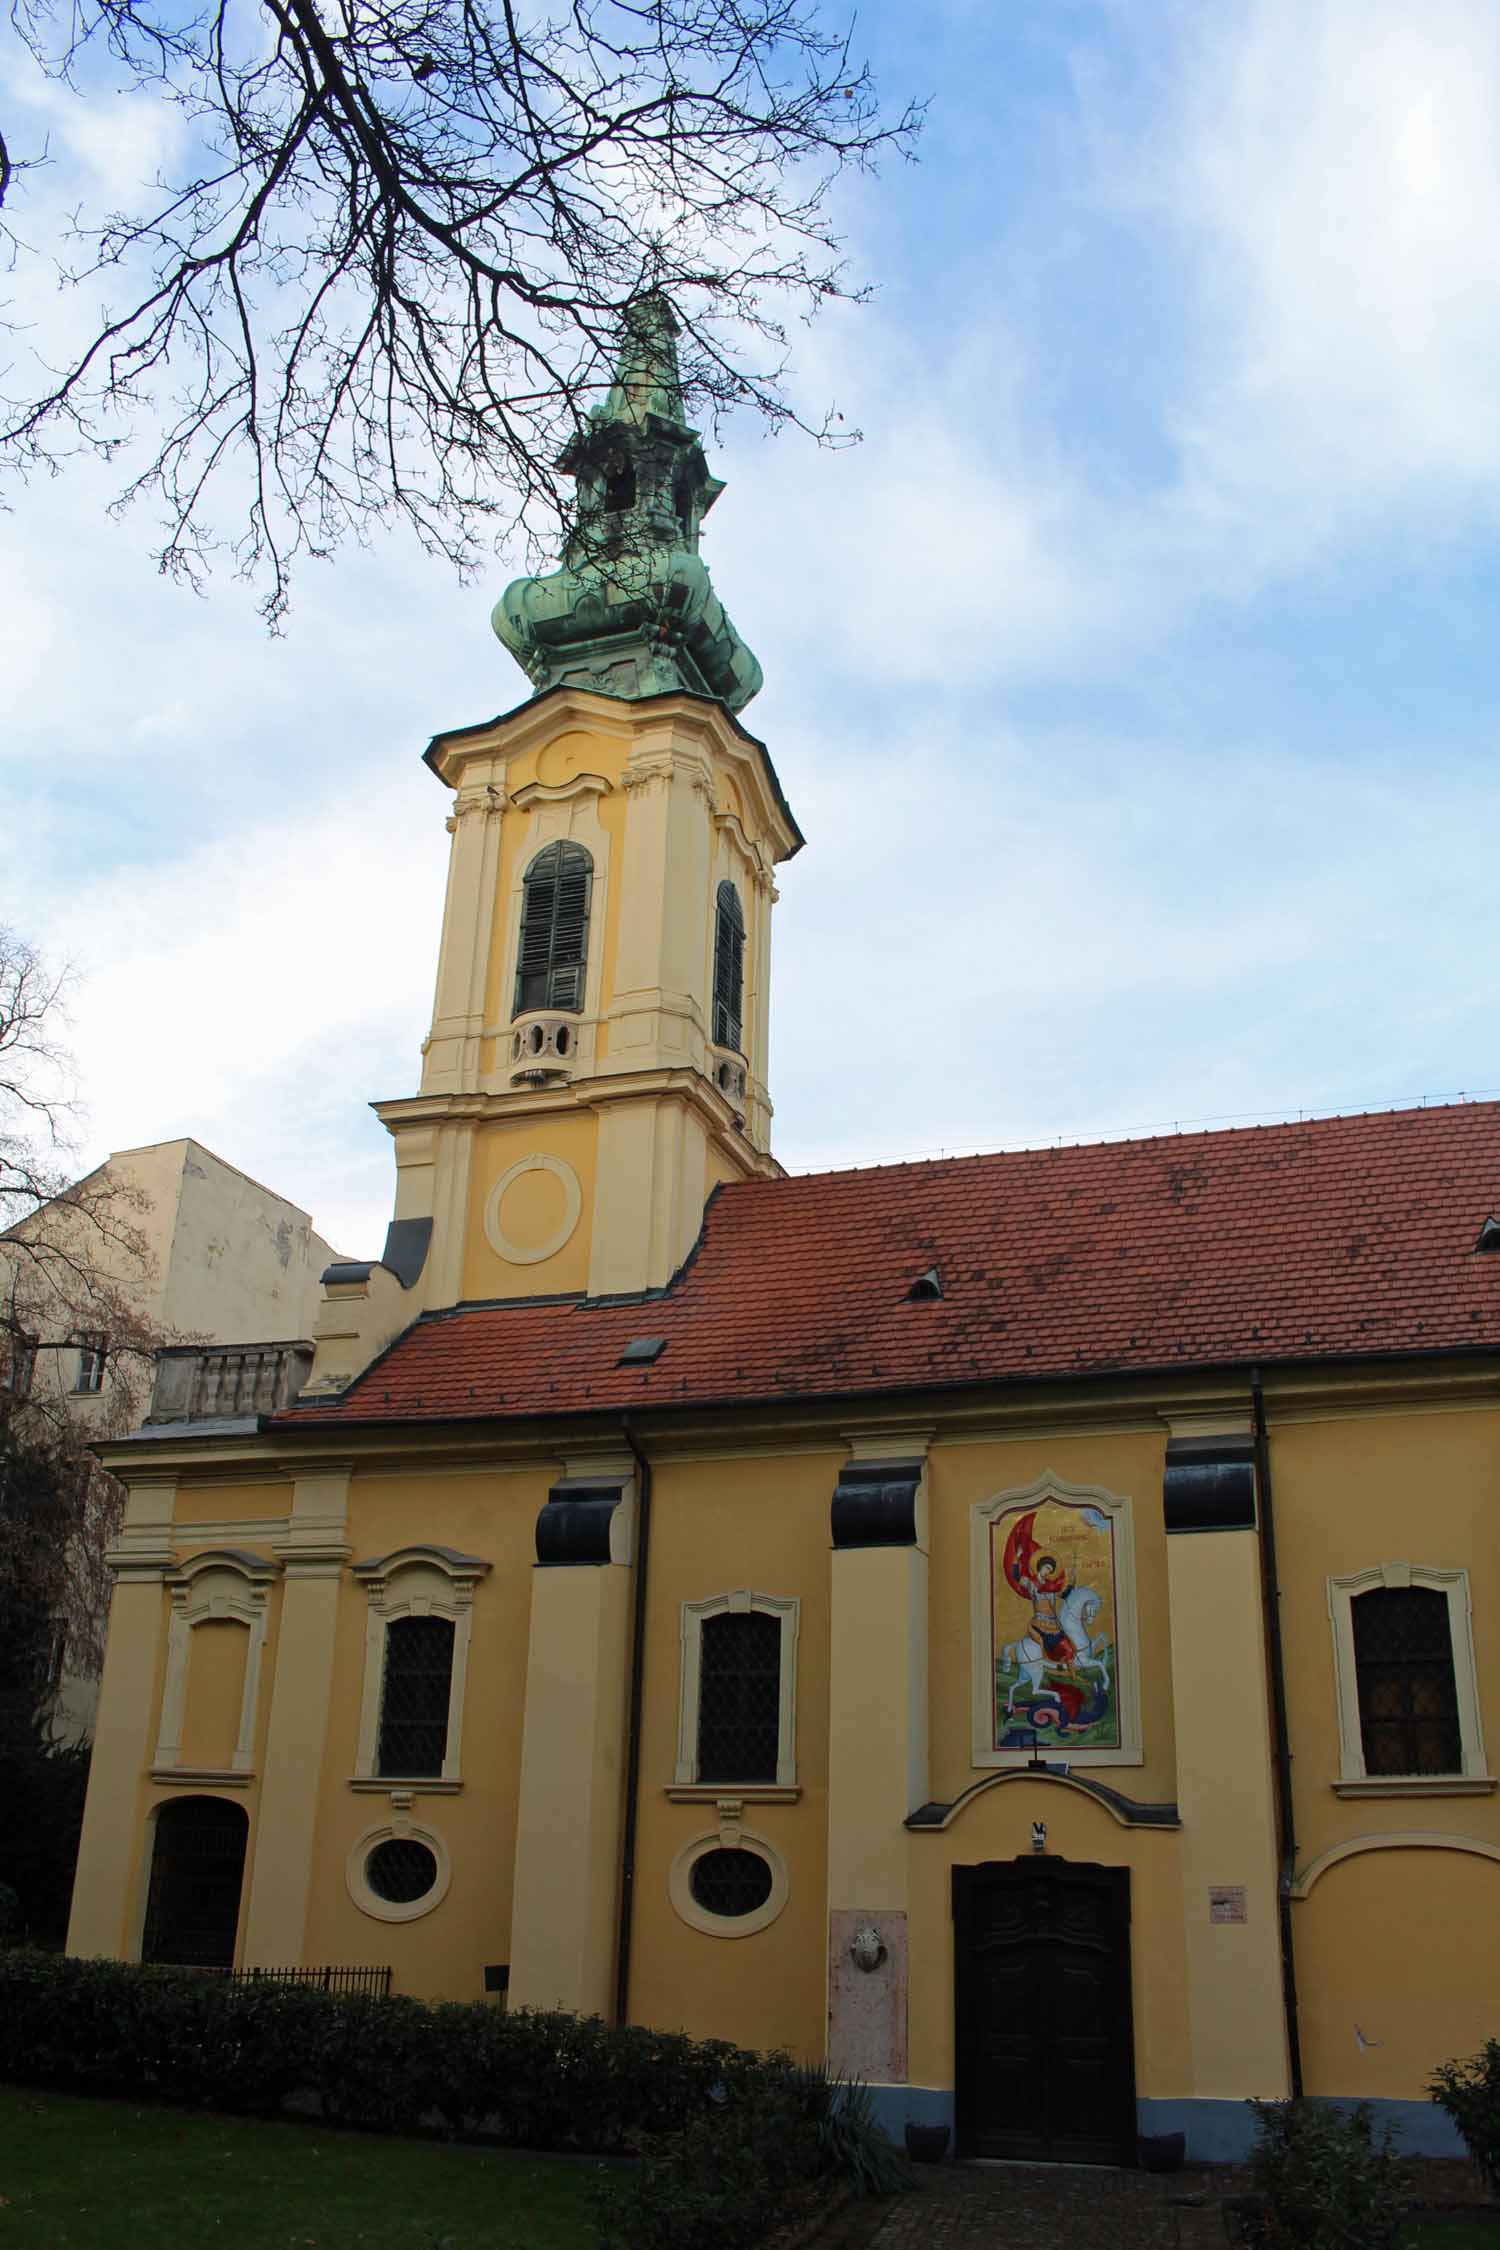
[{"x1": 492, "y1": 295, "x2": 763, "y2": 712}]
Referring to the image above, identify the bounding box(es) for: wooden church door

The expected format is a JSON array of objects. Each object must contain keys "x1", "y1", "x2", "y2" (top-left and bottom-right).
[{"x1": 953, "y1": 1857, "x2": 1136, "y2": 2165}]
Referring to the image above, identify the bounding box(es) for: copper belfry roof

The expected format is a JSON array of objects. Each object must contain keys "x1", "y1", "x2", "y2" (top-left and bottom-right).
[{"x1": 279, "y1": 1100, "x2": 1500, "y2": 1428}]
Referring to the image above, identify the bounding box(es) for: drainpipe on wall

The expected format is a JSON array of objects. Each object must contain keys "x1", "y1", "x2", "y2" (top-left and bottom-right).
[
  {"x1": 615, "y1": 1417, "x2": 653, "y2": 2028},
  {"x1": 1251, "y1": 1367, "x2": 1304, "y2": 2098}
]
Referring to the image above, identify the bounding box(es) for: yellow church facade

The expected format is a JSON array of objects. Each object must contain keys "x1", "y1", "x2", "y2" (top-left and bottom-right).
[{"x1": 68, "y1": 302, "x2": 1500, "y2": 2163}]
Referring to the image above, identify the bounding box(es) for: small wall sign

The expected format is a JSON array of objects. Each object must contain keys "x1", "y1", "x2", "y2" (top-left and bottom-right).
[{"x1": 1209, "y1": 1885, "x2": 1247, "y2": 1924}]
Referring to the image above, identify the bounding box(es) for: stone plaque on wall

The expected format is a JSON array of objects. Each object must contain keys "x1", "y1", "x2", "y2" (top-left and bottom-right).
[
  {"x1": 1209, "y1": 1885, "x2": 1247, "y2": 1924},
  {"x1": 828, "y1": 1910, "x2": 908, "y2": 2083}
]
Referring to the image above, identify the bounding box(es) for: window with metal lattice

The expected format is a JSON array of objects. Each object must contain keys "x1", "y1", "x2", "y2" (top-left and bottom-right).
[
  {"x1": 712, "y1": 881, "x2": 745, "y2": 1053},
  {"x1": 1352, "y1": 1585, "x2": 1462, "y2": 1775},
  {"x1": 696, "y1": 1608, "x2": 781, "y2": 1784},
  {"x1": 514, "y1": 841, "x2": 593, "y2": 1017},
  {"x1": 376, "y1": 1615, "x2": 456, "y2": 1777}
]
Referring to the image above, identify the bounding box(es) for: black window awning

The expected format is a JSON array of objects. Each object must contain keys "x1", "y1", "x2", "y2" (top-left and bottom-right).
[
  {"x1": 1163, "y1": 1437, "x2": 1256, "y2": 1535},
  {"x1": 535, "y1": 1475, "x2": 630, "y2": 1565},
  {"x1": 831, "y1": 1460, "x2": 924, "y2": 1550}
]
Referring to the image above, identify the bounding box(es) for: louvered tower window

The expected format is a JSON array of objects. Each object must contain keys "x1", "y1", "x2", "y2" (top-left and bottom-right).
[
  {"x1": 1352, "y1": 1585, "x2": 1462, "y2": 1775},
  {"x1": 712, "y1": 882, "x2": 746, "y2": 1052},
  {"x1": 514, "y1": 841, "x2": 593, "y2": 1016},
  {"x1": 696, "y1": 1609, "x2": 781, "y2": 1784},
  {"x1": 376, "y1": 1615, "x2": 456, "y2": 1777}
]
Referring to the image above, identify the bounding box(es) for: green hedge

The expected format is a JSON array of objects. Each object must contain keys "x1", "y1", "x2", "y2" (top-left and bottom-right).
[{"x1": 0, "y1": 1950, "x2": 782, "y2": 2151}]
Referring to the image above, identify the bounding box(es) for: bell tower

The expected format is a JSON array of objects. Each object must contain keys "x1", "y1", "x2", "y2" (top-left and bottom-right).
[{"x1": 304, "y1": 297, "x2": 802, "y2": 1394}]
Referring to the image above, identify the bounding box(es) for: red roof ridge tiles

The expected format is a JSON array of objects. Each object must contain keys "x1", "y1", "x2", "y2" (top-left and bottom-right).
[{"x1": 277, "y1": 1098, "x2": 1500, "y2": 1430}]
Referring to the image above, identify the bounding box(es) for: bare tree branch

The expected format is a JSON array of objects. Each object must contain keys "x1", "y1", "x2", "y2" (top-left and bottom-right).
[
  {"x1": 1, "y1": 0, "x2": 923, "y2": 621},
  {"x1": 0, "y1": 925, "x2": 178, "y2": 1681}
]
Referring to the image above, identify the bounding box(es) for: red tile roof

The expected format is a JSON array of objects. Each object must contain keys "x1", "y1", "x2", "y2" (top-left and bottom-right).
[{"x1": 280, "y1": 1101, "x2": 1500, "y2": 1428}]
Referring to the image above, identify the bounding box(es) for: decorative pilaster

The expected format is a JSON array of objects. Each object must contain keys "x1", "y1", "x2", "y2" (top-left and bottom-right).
[
  {"x1": 66, "y1": 1476, "x2": 178, "y2": 1958},
  {"x1": 421, "y1": 775, "x2": 505, "y2": 1097},
  {"x1": 826, "y1": 1441, "x2": 931, "y2": 2089},
  {"x1": 239, "y1": 1469, "x2": 352, "y2": 1968},
  {"x1": 1163, "y1": 1431, "x2": 1290, "y2": 2099},
  {"x1": 508, "y1": 1461, "x2": 636, "y2": 2016}
]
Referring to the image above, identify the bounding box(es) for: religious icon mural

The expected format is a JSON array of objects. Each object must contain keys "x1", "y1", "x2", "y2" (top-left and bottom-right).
[{"x1": 990, "y1": 1495, "x2": 1120, "y2": 1752}]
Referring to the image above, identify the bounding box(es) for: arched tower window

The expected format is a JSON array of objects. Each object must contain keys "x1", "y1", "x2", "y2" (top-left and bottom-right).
[
  {"x1": 515, "y1": 841, "x2": 593, "y2": 1016},
  {"x1": 712, "y1": 881, "x2": 745, "y2": 1053},
  {"x1": 603, "y1": 457, "x2": 636, "y2": 513}
]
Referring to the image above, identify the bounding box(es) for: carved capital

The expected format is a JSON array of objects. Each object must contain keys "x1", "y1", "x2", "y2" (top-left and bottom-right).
[
  {"x1": 623, "y1": 748, "x2": 713, "y2": 799},
  {"x1": 622, "y1": 752, "x2": 675, "y2": 795},
  {"x1": 450, "y1": 783, "x2": 505, "y2": 825}
]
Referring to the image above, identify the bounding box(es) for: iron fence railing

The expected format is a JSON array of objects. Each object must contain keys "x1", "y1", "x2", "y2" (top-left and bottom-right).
[{"x1": 228, "y1": 1964, "x2": 393, "y2": 1998}]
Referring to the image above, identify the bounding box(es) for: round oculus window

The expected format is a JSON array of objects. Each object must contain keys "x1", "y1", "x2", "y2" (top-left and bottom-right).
[
  {"x1": 688, "y1": 1847, "x2": 774, "y2": 1920},
  {"x1": 365, "y1": 1837, "x2": 438, "y2": 1905}
]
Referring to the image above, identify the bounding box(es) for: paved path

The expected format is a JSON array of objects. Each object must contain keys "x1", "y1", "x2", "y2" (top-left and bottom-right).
[
  {"x1": 854, "y1": 2153, "x2": 1490, "y2": 2250},
  {"x1": 863, "y1": 2163, "x2": 1236, "y2": 2250}
]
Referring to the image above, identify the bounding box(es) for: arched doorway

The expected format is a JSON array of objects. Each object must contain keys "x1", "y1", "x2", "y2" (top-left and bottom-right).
[{"x1": 141, "y1": 1796, "x2": 249, "y2": 1967}]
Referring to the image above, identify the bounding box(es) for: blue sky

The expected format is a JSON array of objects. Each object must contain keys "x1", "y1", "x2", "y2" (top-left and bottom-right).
[{"x1": 6, "y1": 0, "x2": 1500, "y2": 1255}]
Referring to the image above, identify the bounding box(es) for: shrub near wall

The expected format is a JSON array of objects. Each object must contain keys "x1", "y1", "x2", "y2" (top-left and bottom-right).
[{"x1": 0, "y1": 1951, "x2": 780, "y2": 2149}]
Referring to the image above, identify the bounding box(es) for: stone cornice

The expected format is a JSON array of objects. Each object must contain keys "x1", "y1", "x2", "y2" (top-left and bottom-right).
[
  {"x1": 374, "y1": 1062, "x2": 758, "y2": 1141},
  {"x1": 424, "y1": 687, "x2": 802, "y2": 863},
  {"x1": 91, "y1": 1352, "x2": 1500, "y2": 1487}
]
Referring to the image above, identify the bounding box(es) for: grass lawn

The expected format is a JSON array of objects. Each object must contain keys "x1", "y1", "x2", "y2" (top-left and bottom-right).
[{"x1": 0, "y1": 2086, "x2": 604, "y2": 2247}]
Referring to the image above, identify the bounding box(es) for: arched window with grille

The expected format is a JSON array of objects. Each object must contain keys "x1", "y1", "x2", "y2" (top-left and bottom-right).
[
  {"x1": 1352, "y1": 1585, "x2": 1461, "y2": 1775},
  {"x1": 142, "y1": 1795, "x2": 249, "y2": 1967},
  {"x1": 352, "y1": 1546, "x2": 489, "y2": 1788},
  {"x1": 376, "y1": 1615, "x2": 457, "y2": 1778},
  {"x1": 676, "y1": 1591, "x2": 799, "y2": 1788},
  {"x1": 712, "y1": 881, "x2": 745, "y2": 1052},
  {"x1": 514, "y1": 841, "x2": 592, "y2": 1016},
  {"x1": 1328, "y1": 1563, "x2": 1487, "y2": 1790}
]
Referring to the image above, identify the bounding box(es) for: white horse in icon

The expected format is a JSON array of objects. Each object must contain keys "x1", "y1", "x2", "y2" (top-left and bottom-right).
[{"x1": 1001, "y1": 1585, "x2": 1110, "y2": 1716}]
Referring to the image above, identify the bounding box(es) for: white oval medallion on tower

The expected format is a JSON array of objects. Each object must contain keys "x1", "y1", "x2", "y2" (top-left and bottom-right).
[{"x1": 484, "y1": 1152, "x2": 583, "y2": 1267}]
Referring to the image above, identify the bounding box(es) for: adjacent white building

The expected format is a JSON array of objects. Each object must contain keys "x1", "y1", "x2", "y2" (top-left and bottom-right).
[{"x1": 2, "y1": 1137, "x2": 339, "y2": 1739}]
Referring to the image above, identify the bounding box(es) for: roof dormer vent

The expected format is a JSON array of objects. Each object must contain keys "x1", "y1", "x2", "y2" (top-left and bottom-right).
[
  {"x1": 1475, "y1": 1216, "x2": 1500, "y2": 1253},
  {"x1": 618, "y1": 1336, "x2": 667, "y2": 1366},
  {"x1": 906, "y1": 1267, "x2": 944, "y2": 1302}
]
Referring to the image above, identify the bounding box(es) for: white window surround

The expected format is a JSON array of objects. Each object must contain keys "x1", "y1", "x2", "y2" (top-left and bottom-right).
[
  {"x1": 1327, "y1": 1563, "x2": 1493, "y2": 1796},
  {"x1": 668, "y1": 1826, "x2": 789, "y2": 1940},
  {"x1": 346, "y1": 1816, "x2": 452, "y2": 1924},
  {"x1": 969, "y1": 1470, "x2": 1143, "y2": 1771},
  {"x1": 674, "y1": 1590, "x2": 800, "y2": 1790},
  {"x1": 153, "y1": 1550, "x2": 279, "y2": 1781},
  {"x1": 350, "y1": 1545, "x2": 490, "y2": 1789}
]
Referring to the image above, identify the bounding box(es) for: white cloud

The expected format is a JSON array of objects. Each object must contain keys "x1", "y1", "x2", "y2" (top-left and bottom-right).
[
  {"x1": 720, "y1": 1, "x2": 1500, "y2": 703},
  {"x1": 1107, "y1": 0, "x2": 1500, "y2": 550},
  {"x1": 22, "y1": 773, "x2": 449, "y2": 1252}
]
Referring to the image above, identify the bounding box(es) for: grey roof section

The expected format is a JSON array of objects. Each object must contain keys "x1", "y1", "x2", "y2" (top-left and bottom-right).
[
  {"x1": 110, "y1": 1416, "x2": 264, "y2": 1443},
  {"x1": 322, "y1": 1216, "x2": 433, "y2": 1293}
]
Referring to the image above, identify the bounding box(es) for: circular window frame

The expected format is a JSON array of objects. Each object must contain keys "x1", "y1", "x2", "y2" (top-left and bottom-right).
[
  {"x1": 483, "y1": 1152, "x2": 583, "y2": 1267},
  {"x1": 668, "y1": 1829, "x2": 788, "y2": 1939},
  {"x1": 346, "y1": 1820, "x2": 451, "y2": 1924}
]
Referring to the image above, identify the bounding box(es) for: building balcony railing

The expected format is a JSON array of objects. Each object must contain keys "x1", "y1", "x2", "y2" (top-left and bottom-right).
[{"x1": 147, "y1": 1340, "x2": 314, "y2": 1425}]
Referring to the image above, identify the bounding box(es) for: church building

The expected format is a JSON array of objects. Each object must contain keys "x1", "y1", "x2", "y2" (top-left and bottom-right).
[{"x1": 68, "y1": 299, "x2": 1500, "y2": 2163}]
